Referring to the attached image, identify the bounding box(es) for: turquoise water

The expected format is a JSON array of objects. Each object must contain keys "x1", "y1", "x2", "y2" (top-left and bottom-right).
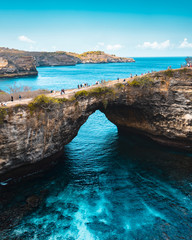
[
  {"x1": 0, "y1": 57, "x2": 187, "y2": 92},
  {"x1": 1, "y1": 57, "x2": 192, "y2": 239}
]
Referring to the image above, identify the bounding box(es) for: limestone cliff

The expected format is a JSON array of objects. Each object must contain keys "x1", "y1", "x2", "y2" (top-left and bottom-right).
[
  {"x1": 0, "y1": 55, "x2": 38, "y2": 78},
  {"x1": 0, "y1": 68, "x2": 192, "y2": 181},
  {"x1": 0, "y1": 48, "x2": 78, "y2": 68},
  {"x1": 67, "y1": 51, "x2": 135, "y2": 64},
  {"x1": 0, "y1": 94, "x2": 102, "y2": 180},
  {"x1": 0, "y1": 48, "x2": 135, "y2": 78},
  {"x1": 103, "y1": 69, "x2": 192, "y2": 149}
]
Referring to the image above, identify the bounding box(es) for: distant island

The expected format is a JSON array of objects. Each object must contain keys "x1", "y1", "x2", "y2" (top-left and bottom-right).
[{"x1": 0, "y1": 48, "x2": 135, "y2": 78}]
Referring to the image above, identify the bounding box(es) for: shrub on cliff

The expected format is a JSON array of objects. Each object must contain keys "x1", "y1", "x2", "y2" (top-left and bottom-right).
[
  {"x1": 0, "y1": 107, "x2": 7, "y2": 124},
  {"x1": 28, "y1": 94, "x2": 68, "y2": 114},
  {"x1": 164, "y1": 69, "x2": 173, "y2": 77},
  {"x1": 74, "y1": 87, "x2": 115, "y2": 99},
  {"x1": 179, "y1": 68, "x2": 188, "y2": 74},
  {"x1": 88, "y1": 87, "x2": 115, "y2": 97},
  {"x1": 129, "y1": 76, "x2": 154, "y2": 87},
  {"x1": 115, "y1": 83, "x2": 125, "y2": 89},
  {"x1": 74, "y1": 90, "x2": 89, "y2": 98}
]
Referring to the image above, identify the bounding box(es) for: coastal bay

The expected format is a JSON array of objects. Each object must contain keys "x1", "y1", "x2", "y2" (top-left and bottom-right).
[{"x1": 1, "y1": 57, "x2": 192, "y2": 239}]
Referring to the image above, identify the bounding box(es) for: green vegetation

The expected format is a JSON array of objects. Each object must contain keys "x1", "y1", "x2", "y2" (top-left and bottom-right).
[
  {"x1": 129, "y1": 76, "x2": 154, "y2": 87},
  {"x1": 79, "y1": 51, "x2": 104, "y2": 57},
  {"x1": 115, "y1": 83, "x2": 125, "y2": 89},
  {"x1": 164, "y1": 69, "x2": 174, "y2": 77},
  {"x1": 74, "y1": 90, "x2": 89, "y2": 98},
  {"x1": 28, "y1": 95, "x2": 69, "y2": 114},
  {"x1": 179, "y1": 68, "x2": 188, "y2": 74},
  {"x1": 0, "y1": 107, "x2": 7, "y2": 124},
  {"x1": 74, "y1": 87, "x2": 115, "y2": 99}
]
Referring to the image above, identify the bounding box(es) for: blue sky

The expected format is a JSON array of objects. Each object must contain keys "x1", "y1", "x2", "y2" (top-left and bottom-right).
[{"x1": 0, "y1": 0, "x2": 192, "y2": 57}]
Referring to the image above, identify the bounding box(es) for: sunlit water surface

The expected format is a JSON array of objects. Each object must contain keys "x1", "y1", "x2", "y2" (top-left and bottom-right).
[{"x1": 1, "y1": 57, "x2": 192, "y2": 240}]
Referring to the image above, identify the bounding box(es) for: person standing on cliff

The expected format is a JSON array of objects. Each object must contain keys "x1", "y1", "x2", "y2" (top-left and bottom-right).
[
  {"x1": 19, "y1": 95, "x2": 21, "y2": 101},
  {"x1": 11, "y1": 96, "x2": 13, "y2": 101}
]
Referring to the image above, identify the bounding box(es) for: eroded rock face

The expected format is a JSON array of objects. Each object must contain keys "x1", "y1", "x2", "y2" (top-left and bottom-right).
[
  {"x1": 29, "y1": 52, "x2": 78, "y2": 66},
  {"x1": 103, "y1": 69, "x2": 192, "y2": 149},
  {"x1": 0, "y1": 48, "x2": 79, "y2": 68},
  {"x1": 0, "y1": 55, "x2": 38, "y2": 78},
  {"x1": 0, "y1": 68, "x2": 192, "y2": 180},
  {"x1": 0, "y1": 97, "x2": 101, "y2": 178}
]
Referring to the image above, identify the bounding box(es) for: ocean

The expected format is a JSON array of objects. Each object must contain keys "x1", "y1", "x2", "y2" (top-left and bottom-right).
[{"x1": 1, "y1": 57, "x2": 192, "y2": 240}]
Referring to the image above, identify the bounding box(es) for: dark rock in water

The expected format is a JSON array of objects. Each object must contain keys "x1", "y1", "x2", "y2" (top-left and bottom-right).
[
  {"x1": 0, "y1": 190, "x2": 47, "y2": 231},
  {"x1": 26, "y1": 195, "x2": 40, "y2": 208}
]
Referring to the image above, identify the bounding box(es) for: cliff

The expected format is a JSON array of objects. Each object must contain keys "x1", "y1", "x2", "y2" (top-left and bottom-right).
[
  {"x1": 0, "y1": 55, "x2": 38, "y2": 78},
  {"x1": 67, "y1": 51, "x2": 135, "y2": 64},
  {"x1": 1, "y1": 68, "x2": 192, "y2": 181},
  {"x1": 0, "y1": 48, "x2": 78, "y2": 68},
  {"x1": 103, "y1": 69, "x2": 192, "y2": 149},
  {"x1": 0, "y1": 48, "x2": 135, "y2": 78}
]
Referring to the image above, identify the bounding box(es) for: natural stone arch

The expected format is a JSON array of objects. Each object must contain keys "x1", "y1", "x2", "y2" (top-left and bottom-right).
[{"x1": 1, "y1": 68, "x2": 192, "y2": 181}]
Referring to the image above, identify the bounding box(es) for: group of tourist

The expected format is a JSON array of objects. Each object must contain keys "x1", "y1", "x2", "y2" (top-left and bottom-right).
[
  {"x1": 77, "y1": 83, "x2": 90, "y2": 89},
  {"x1": 0, "y1": 94, "x2": 22, "y2": 105},
  {"x1": 9, "y1": 95, "x2": 22, "y2": 102},
  {"x1": 0, "y1": 102, "x2": 7, "y2": 106}
]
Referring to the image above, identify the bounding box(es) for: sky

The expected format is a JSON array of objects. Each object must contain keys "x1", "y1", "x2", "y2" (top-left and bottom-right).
[{"x1": 0, "y1": 0, "x2": 192, "y2": 57}]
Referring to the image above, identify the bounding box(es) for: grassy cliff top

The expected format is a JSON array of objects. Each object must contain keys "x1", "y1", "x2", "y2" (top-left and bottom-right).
[
  {"x1": 0, "y1": 48, "x2": 134, "y2": 62},
  {"x1": 67, "y1": 51, "x2": 135, "y2": 63}
]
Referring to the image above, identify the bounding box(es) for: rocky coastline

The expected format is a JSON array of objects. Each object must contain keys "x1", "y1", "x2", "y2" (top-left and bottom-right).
[
  {"x1": 0, "y1": 55, "x2": 38, "y2": 78},
  {"x1": 0, "y1": 48, "x2": 135, "y2": 78},
  {"x1": 0, "y1": 68, "x2": 192, "y2": 182}
]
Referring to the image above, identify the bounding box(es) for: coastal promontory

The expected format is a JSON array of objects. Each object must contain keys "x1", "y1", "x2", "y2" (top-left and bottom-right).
[
  {"x1": 67, "y1": 51, "x2": 135, "y2": 64},
  {"x1": 0, "y1": 48, "x2": 135, "y2": 78}
]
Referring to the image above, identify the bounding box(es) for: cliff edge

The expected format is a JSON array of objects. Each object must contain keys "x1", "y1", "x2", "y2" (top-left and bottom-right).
[{"x1": 67, "y1": 51, "x2": 135, "y2": 64}]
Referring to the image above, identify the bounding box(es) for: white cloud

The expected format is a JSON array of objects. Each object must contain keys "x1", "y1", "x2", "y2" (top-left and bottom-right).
[
  {"x1": 94, "y1": 42, "x2": 123, "y2": 51},
  {"x1": 179, "y1": 38, "x2": 192, "y2": 48},
  {"x1": 137, "y1": 40, "x2": 170, "y2": 49},
  {"x1": 18, "y1": 35, "x2": 36, "y2": 44},
  {"x1": 98, "y1": 42, "x2": 104, "y2": 46},
  {"x1": 94, "y1": 42, "x2": 105, "y2": 50},
  {"x1": 106, "y1": 44, "x2": 123, "y2": 50}
]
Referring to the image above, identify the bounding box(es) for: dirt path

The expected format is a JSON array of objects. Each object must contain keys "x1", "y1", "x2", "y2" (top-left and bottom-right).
[{"x1": 2, "y1": 77, "x2": 129, "y2": 108}]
